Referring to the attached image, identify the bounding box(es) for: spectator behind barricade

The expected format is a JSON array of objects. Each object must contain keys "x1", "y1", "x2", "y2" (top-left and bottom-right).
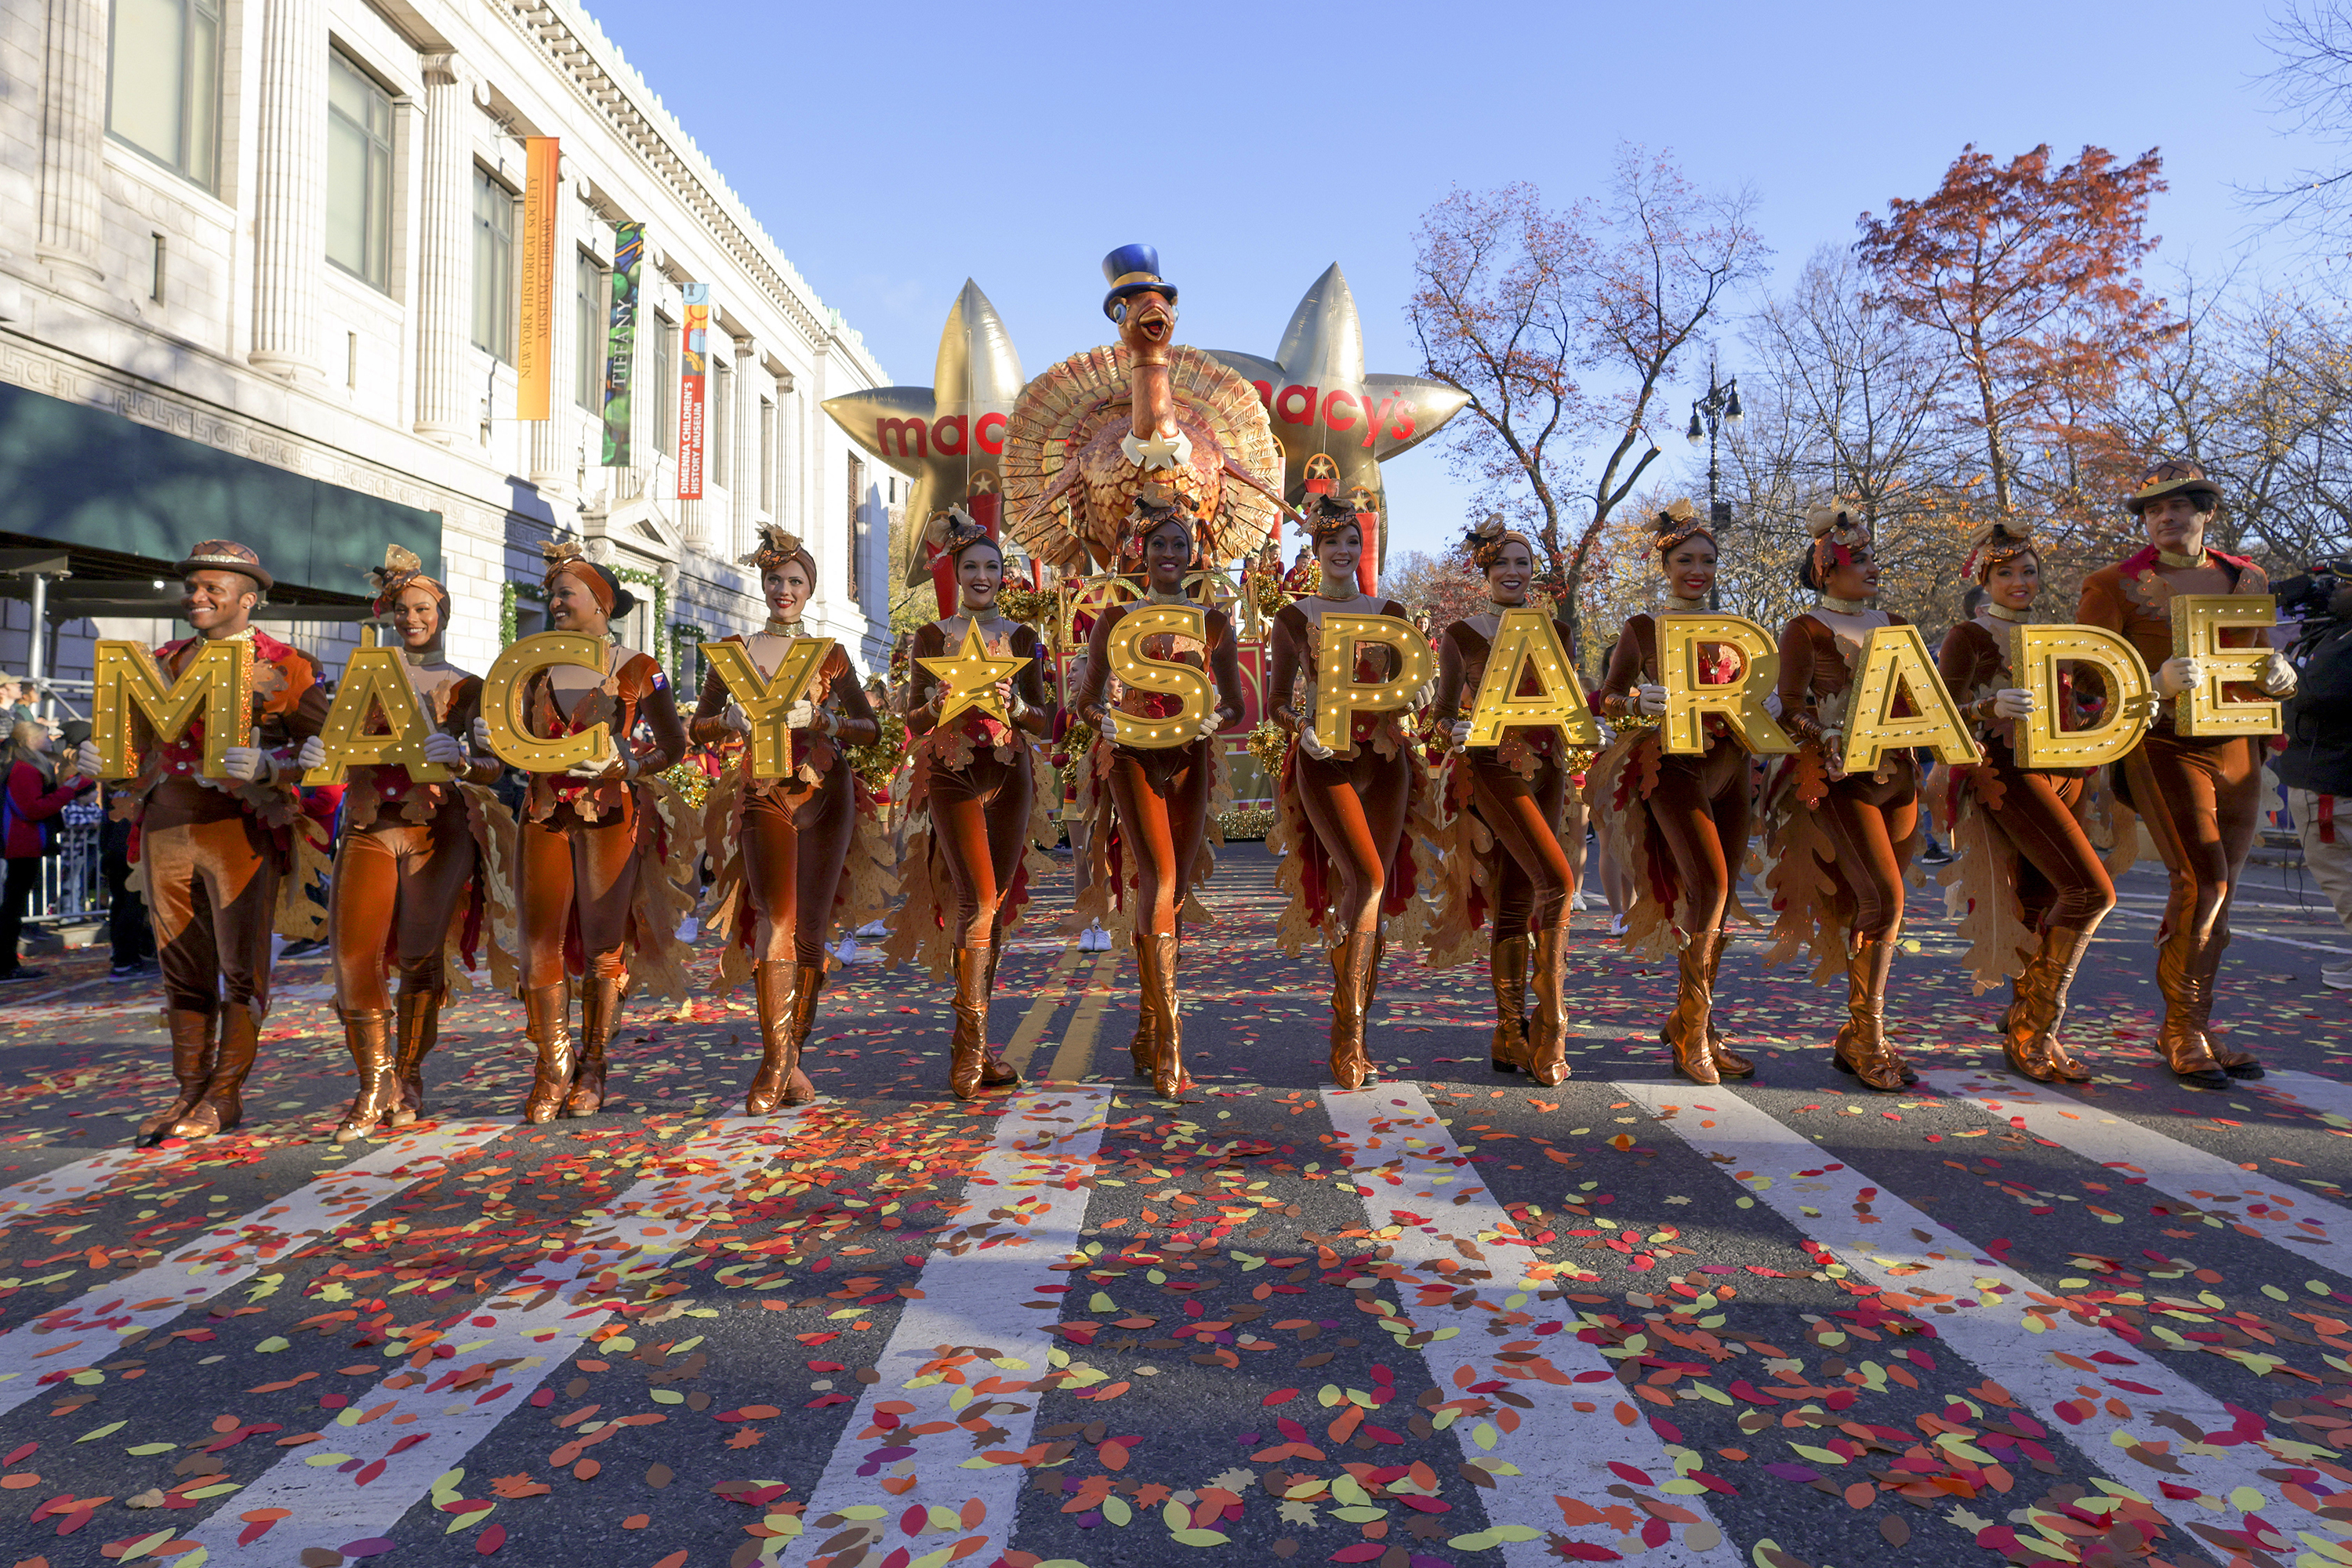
[
  {"x1": 0, "y1": 720, "x2": 93, "y2": 983},
  {"x1": 0, "y1": 683, "x2": 32, "y2": 728},
  {"x1": 74, "y1": 720, "x2": 153, "y2": 982},
  {"x1": 2274, "y1": 562, "x2": 2352, "y2": 989}
]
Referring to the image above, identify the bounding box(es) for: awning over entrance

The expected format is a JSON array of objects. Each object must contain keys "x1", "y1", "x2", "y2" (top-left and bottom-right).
[{"x1": 0, "y1": 381, "x2": 441, "y2": 601}]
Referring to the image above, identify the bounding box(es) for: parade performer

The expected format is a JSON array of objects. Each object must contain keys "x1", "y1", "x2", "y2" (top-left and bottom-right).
[
  {"x1": 1265, "y1": 494, "x2": 1438, "y2": 1091},
  {"x1": 299, "y1": 548, "x2": 517, "y2": 1141},
  {"x1": 2078, "y1": 460, "x2": 2297, "y2": 1087},
  {"x1": 510, "y1": 542, "x2": 696, "y2": 1123},
  {"x1": 1760, "y1": 503, "x2": 1922, "y2": 1092},
  {"x1": 1001, "y1": 245, "x2": 1284, "y2": 1098},
  {"x1": 75, "y1": 541, "x2": 328, "y2": 1142},
  {"x1": 1417, "y1": 516, "x2": 1577, "y2": 1085},
  {"x1": 885, "y1": 511, "x2": 1054, "y2": 1098},
  {"x1": 1589, "y1": 502, "x2": 1758, "y2": 1085},
  {"x1": 1932, "y1": 522, "x2": 2114, "y2": 1083},
  {"x1": 693, "y1": 525, "x2": 891, "y2": 1114}
]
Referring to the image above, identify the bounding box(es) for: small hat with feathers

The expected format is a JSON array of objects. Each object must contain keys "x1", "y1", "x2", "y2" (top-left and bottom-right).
[{"x1": 1962, "y1": 520, "x2": 2036, "y2": 583}]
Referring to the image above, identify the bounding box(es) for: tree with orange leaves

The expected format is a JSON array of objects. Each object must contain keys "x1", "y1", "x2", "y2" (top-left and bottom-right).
[{"x1": 1854, "y1": 143, "x2": 2178, "y2": 534}]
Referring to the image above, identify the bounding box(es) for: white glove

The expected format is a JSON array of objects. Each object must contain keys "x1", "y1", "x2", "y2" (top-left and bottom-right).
[
  {"x1": 1196, "y1": 706, "x2": 1225, "y2": 741},
  {"x1": 1991, "y1": 688, "x2": 2036, "y2": 720},
  {"x1": 722, "y1": 702, "x2": 750, "y2": 735},
  {"x1": 785, "y1": 699, "x2": 818, "y2": 731},
  {"x1": 2157, "y1": 655, "x2": 2204, "y2": 698},
  {"x1": 1298, "y1": 723, "x2": 1335, "y2": 760},
  {"x1": 1096, "y1": 712, "x2": 1119, "y2": 743},
  {"x1": 2259, "y1": 652, "x2": 2299, "y2": 697},
  {"x1": 1449, "y1": 719, "x2": 1472, "y2": 748},
  {"x1": 221, "y1": 745, "x2": 268, "y2": 783},
  {"x1": 75, "y1": 740, "x2": 102, "y2": 777},
  {"x1": 564, "y1": 746, "x2": 620, "y2": 781},
  {"x1": 421, "y1": 731, "x2": 469, "y2": 768},
  {"x1": 296, "y1": 735, "x2": 327, "y2": 771},
  {"x1": 1635, "y1": 683, "x2": 1668, "y2": 717},
  {"x1": 471, "y1": 716, "x2": 495, "y2": 754}
]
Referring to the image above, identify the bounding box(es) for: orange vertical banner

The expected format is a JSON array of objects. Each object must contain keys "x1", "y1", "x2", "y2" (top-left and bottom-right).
[{"x1": 515, "y1": 136, "x2": 561, "y2": 421}]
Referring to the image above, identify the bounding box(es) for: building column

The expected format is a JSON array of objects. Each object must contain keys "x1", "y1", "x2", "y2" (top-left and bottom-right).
[
  {"x1": 412, "y1": 52, "x2": 474, "y2": 442},
  {"x1": 35, "y1": 0, "x2": 107, "y2": 282},
  {"x1": 729, "y1": 343, "x2": 761, "y2": 559},
  {"x1": 528, "y1": 162, "x2": 582, "y2": 498},
  {"x1": 247, "y1": 0, "x2": 327, "y2": 379}
]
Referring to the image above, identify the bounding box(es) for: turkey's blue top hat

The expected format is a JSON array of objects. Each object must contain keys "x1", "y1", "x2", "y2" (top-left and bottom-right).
[{"x1": 1102, "y1": 245, "x2": 1177, "y2": 320}]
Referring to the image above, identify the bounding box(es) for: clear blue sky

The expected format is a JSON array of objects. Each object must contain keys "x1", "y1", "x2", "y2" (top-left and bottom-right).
[{"x1": 590, "y1": 0, "x2": 2334, "y2": 562}]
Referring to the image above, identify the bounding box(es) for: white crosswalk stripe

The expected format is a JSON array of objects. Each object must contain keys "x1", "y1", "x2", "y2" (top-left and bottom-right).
[
  {"x1": 1617, "y1": 1082, "x2": 2337, "y2": 1548},
  {"x1": 1324, "y1": 1086, "x2": 1742, "y2": 1568},
  {"x1": 179, "y1": 1115, "x2": 802, "y2": 1566},
  {"x1": 0, "y1": 1120, "x2": 510, "y2": 1421},
  {"x1": 0, "y1": 1145, "x2": 168, "y2": 1224},
  {"x1": 1921, "y1": 1069, "x2": 2352, "y2": 1279},
  {"x1": 779, "y1": 1087, "x2": 1113, "y2": 1568},
  {"x1": 2259, "y1": 1068, "x2": 2352, "y2": 1126}
]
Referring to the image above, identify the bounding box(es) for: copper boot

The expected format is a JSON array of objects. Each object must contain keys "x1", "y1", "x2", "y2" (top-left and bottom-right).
[
  {"x1": 948, "y1": 946, "x2": 993, "y2": 1101},
  {"x1": 332, "y1": 1009, "x2": 399, "y2": 1144},
  {"x1": 1667, "y1": 935, "x2": 1720, "y2": 1086},
  {"x1": 565, "y1": 974, "x2": 623, "y2": 1116},
  {"x1": 1488, "y1": 935, "x2": 1530, "y2": 1073},
  {"x1": 1524, "y1": 927, "x2": 1570, "y2": 1087},
  {"x1": 521, "y1": 983, "x2": 575, "y2": 1124},
  {"x1": 2002, "y1": 946, "x2": 2064, "y2": 1083},
  {"x1": 745, "y1": 961, "x2": 798, "y2": 1116},
  {"x1": 2194, "y1": 928, "x2": 2263, "y2": 1079},
  {"x1": 143, "y1": 1010, "x2": 215, "y2": 1142},
  {"x1": 778, "y1": 961, "x2": 824, "y2": 1105},
  {"x1": 172, "y1": 1006, "x2": 259, "y2": 1138},
  {"x1": 1141, "y1": 932, "x2": 1190, "y2": 1098},
  {"x1": 978, "y1": 934, "x2": 1019, "y2": 1088},
  {"x1": 2155, "y1": 931, "x2": 2227, "y2": 1088},
  {"x1": 2031, "y1": 925, "x2": 2096, "y2": 1083},
  {"x1": 1831, "y1": 935, "x2": 1907, "y2": 1092},
  {"x1": 388, "y1": 959, "x2": 442, "y2": 1127},
  {"x1": 1124, "y1": 930, "x2": 1156, "y2": 1080},
  {"x1": 1703, "y1": 930, "x2": 1755, "y2": 1078},
  {"x1": 1327, "y1": 931, "x2": 1377, "y2": 1091}
]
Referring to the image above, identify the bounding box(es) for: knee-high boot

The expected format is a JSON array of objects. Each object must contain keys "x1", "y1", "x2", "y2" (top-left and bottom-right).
[
  {"x1": 143, "y1": 1010, "x2": 215, "y2": 1141},
  {"x1": 746, "y1": 961, "x2": 799, "y2": 1115},
  {"x1": 1831, "y1": 935, "x2": 1907, "y2": 1092},
  {"x1": 1140, "y1": 932, "x2": 1189, "y2": 1098},
  {"x1": 1666, "y1": 935, "x2": 1719, "y2": 1086},
  {"x1": 978, "y1": 935, "x2": 1018, "y2": 1090},
  {"x1": 1703, "y1": 931, "x2": 1754, "y2": 1078},
  {"x1": 2194, "y1": 930, "x2": 2263, "y2": 1079},
  {"x1": 388, "y1": 958, "x2": 442, "y2": 1127},
  {"x1": 2009, "y1": 926, "x2": 2095, "y2": 1083},
  {"x1": 2156, "y1": 931, "x2": 2228, "y2": 1088},
  {"x1": 780, "y1": 961, "x2": 826, "y2": 1105},
  {"x1": 1524, "y1": 927, "x2": 1569, "y2": 1087},
  {"x1": 1487, "y1": 935, "x2": 1530, "y2": 1073},
  {"x1": 1124, "y1": 928, "x2": 1156, "y2": 1080},
  {"x1": 1328, "y1": 931, "x2": 1377, "y2": 1091},
  {"x1": 946, "y1": 945, "x2": 1018, "y2": 1099},
  {"x1": 173, "y1": 1006, "x2": 259, "y2": 1138},
  {"x1": 522, "y1": 983, "x2": 574, "y2": 1124},
  {"x1": 567, "y1": 974, "x2": 624, "y2": 1116},
  {"x1": 332, "y1": 1009, "x2": 399, "y2": 1143}
]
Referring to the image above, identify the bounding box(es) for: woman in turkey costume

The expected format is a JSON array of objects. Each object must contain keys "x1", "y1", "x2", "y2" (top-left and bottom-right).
[
  {"x1": 1265, "y1": 493, "x2": 1439, "y2": 1091},
  {"x1": 1759, "y1": 503, "x2": 1925, "y2": 1092},
  {"x1": 510, "y1": 543, "x2": 698, "y2": 1123},
  {"x1": 1931, "y1": 521, "x2": 2115, "y2": 1083},
  {"x1": 299, "y1": 547, "x2": 517, "y2": 1142},
  {"x1": 1423, "y1": 515, "x2": 1578, "y2": 1086},
  {"x1": 692, "y1": 524, "x2": 892, "y2": 1112},
  {"x1": 884, "y1": 510, "x2": 1057, "y2": 1098},
  {"x1": 1000, "y1": 245, "x2": 1285, "y2": 1098},
  {"x1": 1588, "y1": 502, "x2": 1759, "y2": 1086}
]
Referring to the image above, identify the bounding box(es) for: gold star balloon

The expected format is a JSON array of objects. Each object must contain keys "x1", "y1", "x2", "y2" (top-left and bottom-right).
[{"x1": 916, "y1": 621, "x2": 1033, "y2": 729}]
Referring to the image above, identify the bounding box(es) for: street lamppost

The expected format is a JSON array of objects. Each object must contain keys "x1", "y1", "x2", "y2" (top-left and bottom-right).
[{"x1": 1685, "y1": 355, "x2": 1742, "y2": 608}]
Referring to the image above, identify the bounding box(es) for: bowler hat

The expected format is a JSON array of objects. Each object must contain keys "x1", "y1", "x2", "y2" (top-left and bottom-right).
[
  {"x1": 175, "y1": 539, "x2": 274, "y2": 591},
  {"x1": 2126, "y1": 459, "x2": 2223, "y2": 516}
]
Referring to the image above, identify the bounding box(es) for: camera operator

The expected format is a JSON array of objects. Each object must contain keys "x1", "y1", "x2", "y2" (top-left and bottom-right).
[{"x1": 2275, "y1": 559, "x2": 2352, "y2": 989}]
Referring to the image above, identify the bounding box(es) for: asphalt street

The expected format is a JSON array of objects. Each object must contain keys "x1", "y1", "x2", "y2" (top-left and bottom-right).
[{"x1": 0, "y1": 841, "x2": 2345, "y2": 1568}]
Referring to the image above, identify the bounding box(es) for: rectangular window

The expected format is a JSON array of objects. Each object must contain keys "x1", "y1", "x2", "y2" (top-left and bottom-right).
[
  {"x1": 470, "y1": 167, "x2": 514, "y2": 360},
  {"x1": 574, "y1": 250, "x2": 604, "y2": 412},
  {"x1": 107, "y1": 0, "x2": 220, "y2": 189},
  {"x1": 147, "y1": 233, "x2": 165, "y2": 301},
  {"x1": 846, "y1": 456, "x2": 865, "y2": 602},
  {"x1": 651, "y1": 313, "x2": 674, "y2": 459},
  {"x1": 759, "y1": 399, "x2": 775, "y2": 513},
  {"x1": 325, "y1": 50, "x2": 393, "y2": 290}
]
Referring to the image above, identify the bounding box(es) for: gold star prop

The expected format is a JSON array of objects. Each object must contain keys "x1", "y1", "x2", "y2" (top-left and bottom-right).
[{"x1": 917, "y1": 621, "x2": 1033, "y2": 729}]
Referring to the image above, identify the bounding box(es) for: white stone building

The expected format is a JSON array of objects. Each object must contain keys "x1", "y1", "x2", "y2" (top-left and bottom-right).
[{"x1": 0, "y1": 0, "x2": 896, "y2": 697}]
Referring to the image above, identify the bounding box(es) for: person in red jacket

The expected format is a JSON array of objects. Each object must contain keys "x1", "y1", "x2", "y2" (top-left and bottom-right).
[{"x1": 0, "y1": 721, "x2": 93, "y2": 982}]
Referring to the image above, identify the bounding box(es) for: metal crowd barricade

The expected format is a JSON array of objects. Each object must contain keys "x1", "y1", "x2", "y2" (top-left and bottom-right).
[{"x1": 29, "y1": 799, "x2": 107, "y2": 927}]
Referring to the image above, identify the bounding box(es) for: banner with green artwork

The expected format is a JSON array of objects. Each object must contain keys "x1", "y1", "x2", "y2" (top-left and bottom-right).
[{"x1": 598, "y1": 222, "x2": 645, "y2": 466}]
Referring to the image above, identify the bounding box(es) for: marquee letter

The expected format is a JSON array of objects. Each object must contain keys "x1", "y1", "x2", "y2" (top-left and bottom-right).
[
  {"x1": 1655, "y1": 614, "x2": 1794, "y2": 757},
  {"x1": 1839, "y1": 623, "x2": 1978, "y2": 776},
  {"x1": 700, "y1": 637, "x2": 837, "y2": 779},
  {"x1": 303, "y1": 631, "x2": 451, "y2": 786},
  {"x1": 2170, "y1": 594, "x2": 2284, "y2": 739},
  {"x1": 1312, "y1": 614, "x2": 1435, "y2": 755},
  {"x1": 1102, "y1": 606, "x2": 1213, "y2": 750},
  {"x1": 2009, "y1": 623, "x2": 2152, "y2": 770},
  {"x1": 90, "y1": 638, "x2": 253, "y2": 781},
  {"x1": 1465, "y1": 608, "x2": 1600, "y2": 749},
  {"x1": 479, "y1": 630, "x2": 614, "y2": 773}
]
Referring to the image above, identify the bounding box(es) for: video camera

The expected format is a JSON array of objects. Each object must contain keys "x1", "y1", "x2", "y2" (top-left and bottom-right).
[{"x1": 2274, "y1": 560, "x2": 2352, "y2": 619}]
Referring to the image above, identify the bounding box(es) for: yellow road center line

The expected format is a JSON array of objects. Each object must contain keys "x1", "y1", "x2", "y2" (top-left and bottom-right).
[
  {"x1": 1000, "y1": 946, "x2": 1083, "y2": 1075},
  {"x1": 1048, "y1": 952, "x2": 1121, "y2": 1083}
]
